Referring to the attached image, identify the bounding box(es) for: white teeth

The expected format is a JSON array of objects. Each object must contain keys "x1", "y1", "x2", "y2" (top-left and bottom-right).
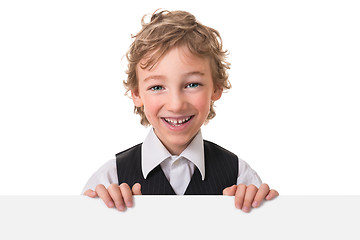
[{"x1": 164, "y1": 116, "x2": 191, "y2": 125}]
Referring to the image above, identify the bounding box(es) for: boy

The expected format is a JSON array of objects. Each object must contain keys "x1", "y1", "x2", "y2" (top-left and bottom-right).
[{"x1": 83, "y1": 9, "x2": 278, "y2": 213}]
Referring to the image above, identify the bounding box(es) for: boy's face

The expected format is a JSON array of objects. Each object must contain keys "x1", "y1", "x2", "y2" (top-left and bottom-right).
[{"x1": 132, "y1": 45, "x2": 222, "y2": 155}]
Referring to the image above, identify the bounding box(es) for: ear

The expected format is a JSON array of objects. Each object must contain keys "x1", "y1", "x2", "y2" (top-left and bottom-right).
[
  {"x1": 131, "y1": 89, "x2": 144, "y2": 107},
  {"x1": 211, "y1": 86, "x2": 223, "y2": 101}
]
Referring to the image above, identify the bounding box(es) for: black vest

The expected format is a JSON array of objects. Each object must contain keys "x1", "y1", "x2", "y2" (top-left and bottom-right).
[{"x1": 115, "y1": 140, "x2": 238, "y2": 195}]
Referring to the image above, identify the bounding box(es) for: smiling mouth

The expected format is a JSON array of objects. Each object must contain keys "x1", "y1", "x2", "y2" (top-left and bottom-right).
[{"x1": 162, "y1": 115, "x2": 194, "y2": 127}]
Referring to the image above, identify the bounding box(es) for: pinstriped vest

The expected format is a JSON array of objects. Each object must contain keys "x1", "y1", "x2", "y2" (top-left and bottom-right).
[{"x1": 116, "y1": 140, "x2": 238, "y2": 195}]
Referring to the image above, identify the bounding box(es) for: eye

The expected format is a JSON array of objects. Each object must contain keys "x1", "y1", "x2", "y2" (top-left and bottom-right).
[
  {"x1": 150, "y1": 85, "x2": 164, "y2": 91},
  {"x1": 186, "y1": 83, "x2": 200, "y2": 88}
]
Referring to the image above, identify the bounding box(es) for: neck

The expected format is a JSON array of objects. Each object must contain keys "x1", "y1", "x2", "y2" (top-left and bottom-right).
[
  {"x1": 163, "y1": 144, "x2": 187, "y2": 156},
  {"x1": 152, "y1": 129, "x2": 199, "y2": 156}
]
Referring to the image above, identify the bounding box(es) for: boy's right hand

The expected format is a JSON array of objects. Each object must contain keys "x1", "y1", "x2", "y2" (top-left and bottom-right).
[{"x1": 83, "y1": 183, "x2": 142, "y2": 211}]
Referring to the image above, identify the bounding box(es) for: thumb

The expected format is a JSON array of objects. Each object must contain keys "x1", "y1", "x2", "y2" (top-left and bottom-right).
[
  {"x1": 83, "y1": 189, "x2": 98, "y2": 198},
  {"x1": 132, "y1": 183, "x2": 142, "y2": 195},
  {"x1": 223, "y1": 185, "x2": 237, "y2": 196}
]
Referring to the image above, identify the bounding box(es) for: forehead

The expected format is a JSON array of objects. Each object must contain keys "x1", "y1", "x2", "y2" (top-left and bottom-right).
[{"x1": 137, "y1": 45, "x2": 211, "y2": 78}]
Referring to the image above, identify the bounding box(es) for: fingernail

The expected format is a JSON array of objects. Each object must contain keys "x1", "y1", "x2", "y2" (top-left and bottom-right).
[
  {"x1": 107, "y1": 201, "x2": 114, "y2": 208},
  {"x1": 242, "y1": 206, "x2": 250, "y2": 212},
  {"x1": 235, "y1": 204, "x2": 241, "y2": 209},
  {"x1": 118, "y1": 205, "x2": 125, "y2": 211},
  {"x1": 252, "y1": 201, "x2": 259, "y2": 208},
  {"x1": 126, "y1": 201, "x2": 133, "y2": 208}
]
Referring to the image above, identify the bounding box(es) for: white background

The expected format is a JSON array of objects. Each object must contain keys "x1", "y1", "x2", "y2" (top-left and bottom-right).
[{"x1": 0, "y1": 0, "x2": 359, "y2": 195}]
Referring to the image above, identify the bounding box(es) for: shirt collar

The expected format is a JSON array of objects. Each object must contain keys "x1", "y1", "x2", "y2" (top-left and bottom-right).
[{"x1": 141, "y1": 128, "x2": 205, "y2": 180}]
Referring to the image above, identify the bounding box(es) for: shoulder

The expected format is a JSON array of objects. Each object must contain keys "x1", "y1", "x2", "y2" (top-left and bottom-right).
[
  {"x1": 203, "y1": 140, "x2": 262, "y2": 186},
  {"x1": 90, "y1": 158, "x2": 117, "y2": 180},
  {"x1": 115, "y1": 143, "x2": 142, "y2": 158},
  {"x1": 237, "y1": 157, "x2": 255, "y2": 173},
  {"x1": 236, "y1": 157, "x2": 262, "y2": 187},
  {"x1": 115, "y1": 143, "x2": 143, "y2": 171},
  {"x1": 81, "y1": 158, "x2": 117, "y2": 193},
  {"x1": 203, "y1": 140, "x2": 238, "y2": 159}
]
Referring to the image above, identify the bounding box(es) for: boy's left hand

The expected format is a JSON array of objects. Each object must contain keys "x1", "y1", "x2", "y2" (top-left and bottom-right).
[{"x1": 223, "y1": 183, "x2": 278, "y2": 213}]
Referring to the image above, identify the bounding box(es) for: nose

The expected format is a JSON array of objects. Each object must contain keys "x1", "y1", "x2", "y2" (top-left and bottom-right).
[{"x1": 166, "y1": 90, "x2": 186, "y2": 113}]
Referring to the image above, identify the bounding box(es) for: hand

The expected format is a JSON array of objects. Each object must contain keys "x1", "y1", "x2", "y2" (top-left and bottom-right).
[
  {"x1": 223, "y1": 183, "x2": 278, "y2": 213},
  {"x1": 83, "y1": 183, "x2": 142, "y2": 211}
]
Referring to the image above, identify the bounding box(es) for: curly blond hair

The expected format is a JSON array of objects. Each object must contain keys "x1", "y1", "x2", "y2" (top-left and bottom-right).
[{"x1": 123, "y1": 9, "x2": 231, "y2": 126}]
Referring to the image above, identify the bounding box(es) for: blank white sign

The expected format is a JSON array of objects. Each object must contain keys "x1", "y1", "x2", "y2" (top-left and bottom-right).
[{"x1": 0, "y1": 196, "x2": 359, "y2": 239}]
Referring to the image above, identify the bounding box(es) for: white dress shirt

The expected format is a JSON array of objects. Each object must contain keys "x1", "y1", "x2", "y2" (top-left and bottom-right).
[{"x1": 82, "y1": 128, "x2": 262, "y2": 194}]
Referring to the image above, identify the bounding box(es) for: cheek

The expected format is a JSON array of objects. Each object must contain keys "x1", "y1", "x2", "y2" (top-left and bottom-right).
[
  {"x1": 193, "y1": 93, "x2": 212, "y2": 115},
  {"x1": 142, "y1": 96, "x2": 162, "y2": 121}
]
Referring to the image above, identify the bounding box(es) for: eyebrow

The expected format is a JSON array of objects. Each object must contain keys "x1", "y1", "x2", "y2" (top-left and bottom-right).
[
  {"x1": 143, "y1": 71, "x2": 205, "y2": 82},
  {"x1": 183, "y1": 71, "x2": 205, "y2": 78},
  {"x1": 143, "y1": 75, "x2": 165, "y2": 82}
]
